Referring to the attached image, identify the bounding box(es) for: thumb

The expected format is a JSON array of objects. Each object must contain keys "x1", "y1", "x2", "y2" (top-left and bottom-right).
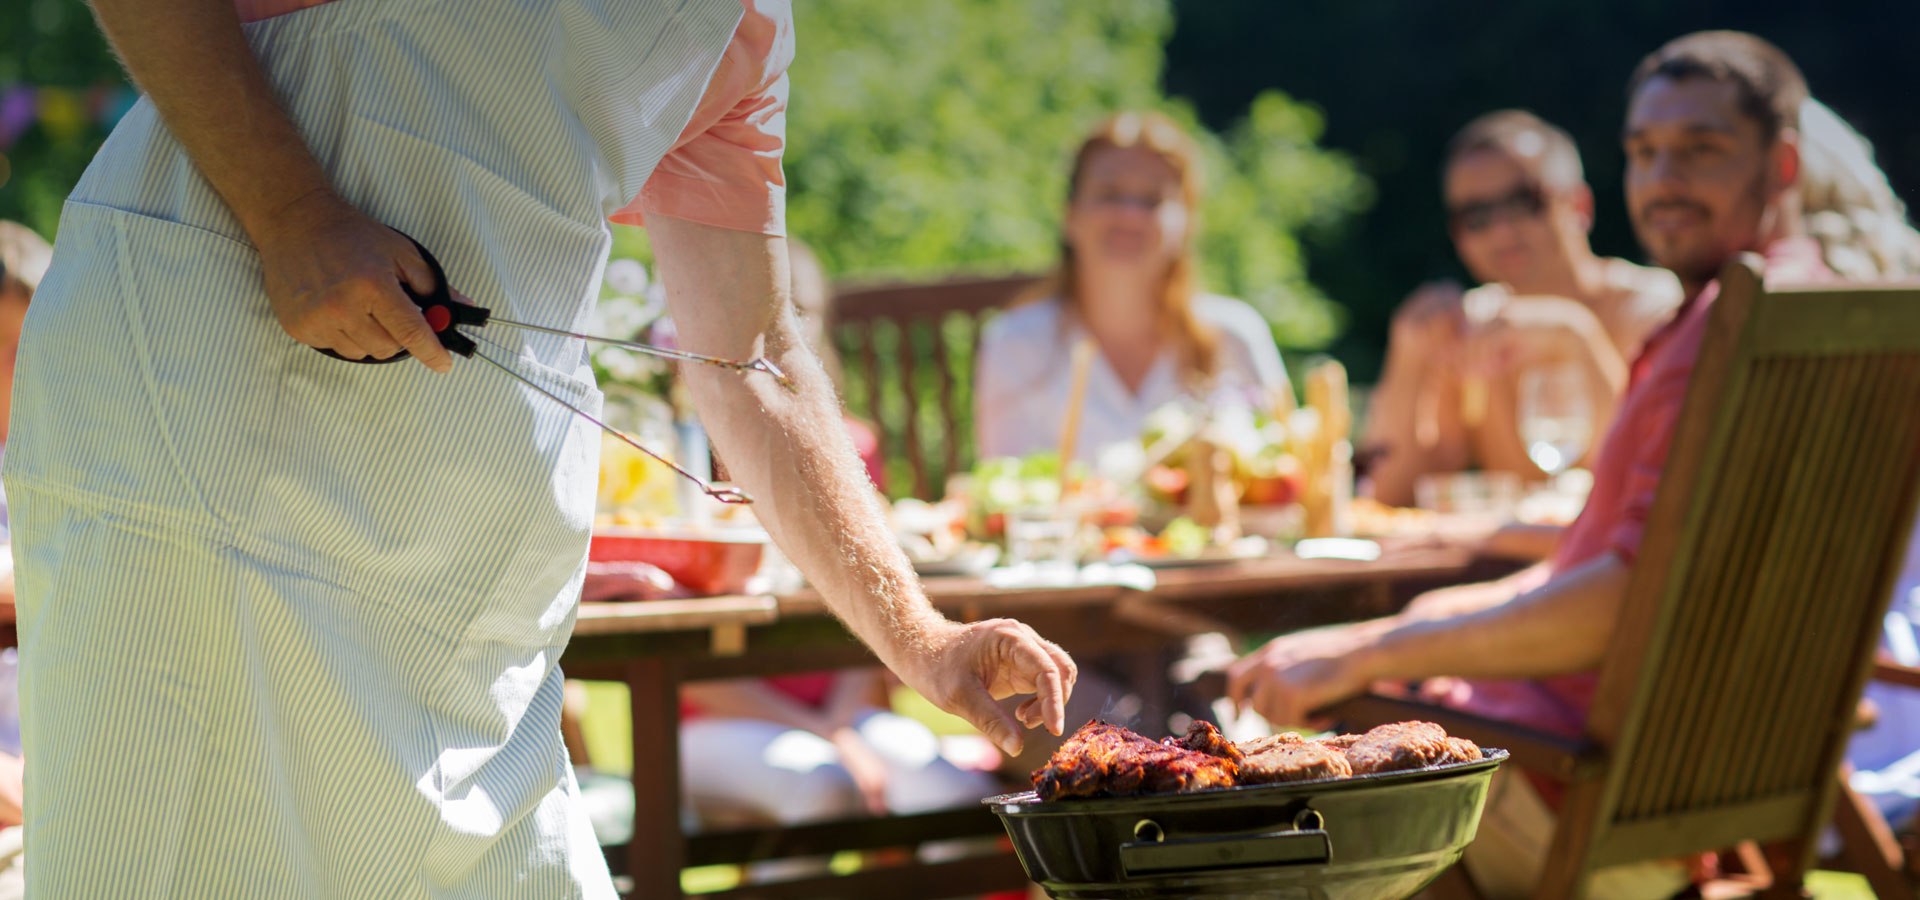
[{"x1": 946, "y1": 683, "x2": 1026, "y2": 757}]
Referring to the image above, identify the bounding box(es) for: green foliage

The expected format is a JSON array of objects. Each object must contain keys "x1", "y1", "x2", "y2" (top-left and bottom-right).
[
  {"x1": 786, "y1": 0, "x2": 1367, "y2": 349},
  {"x1": 0, "y1": 0, "x2": 128, "y2": 238}
]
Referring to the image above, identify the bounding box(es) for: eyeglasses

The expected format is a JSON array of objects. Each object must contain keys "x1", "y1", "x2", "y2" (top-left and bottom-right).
[{"x1": 1448, "y1": 184, "x2": 1546, "y2": 234}]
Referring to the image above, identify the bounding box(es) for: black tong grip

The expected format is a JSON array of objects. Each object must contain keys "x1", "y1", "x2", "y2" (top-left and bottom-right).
[{"x1": 317, "y1": 231, "x2": 490, "y2": 364}]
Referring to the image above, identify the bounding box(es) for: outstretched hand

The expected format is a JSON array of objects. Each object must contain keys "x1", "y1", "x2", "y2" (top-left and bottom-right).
[{"x1": 893, "y1": 617, "x2": 1077, "y2": 757}]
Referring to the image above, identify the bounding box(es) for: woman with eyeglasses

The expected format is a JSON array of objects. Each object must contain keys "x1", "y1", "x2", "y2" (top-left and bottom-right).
[
  {"x1": 1362, "y1": 110, "x2": 1682, "y2": 511},
  {"x1": 975, "y1": 111, "x2": 1289, "y2": 466}
]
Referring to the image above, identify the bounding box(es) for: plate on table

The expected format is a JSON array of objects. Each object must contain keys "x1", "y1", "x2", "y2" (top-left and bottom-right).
[{"x1": 911, "y1": 543, "x2": 1001, "y2": 578}]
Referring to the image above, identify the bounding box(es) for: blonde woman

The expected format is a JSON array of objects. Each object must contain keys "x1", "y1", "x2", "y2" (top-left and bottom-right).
[{"x1": 975, "y1": 111, "x2": 1288, "y2": 464}]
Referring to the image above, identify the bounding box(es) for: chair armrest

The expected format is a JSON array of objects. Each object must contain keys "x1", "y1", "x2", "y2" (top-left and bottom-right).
[
  {"x1": 1874, "y1": 659, "x2": 1920, "y2": 690},
  {"x1": 1326, "y1": 693, "x2": 1608, "y2": 782}
]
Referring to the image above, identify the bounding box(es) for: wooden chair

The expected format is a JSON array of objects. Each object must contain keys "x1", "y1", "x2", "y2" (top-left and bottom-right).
[
  {"x1": 1831, "y1": 657, "x2": 1920, "y2": 897},
  {"x1": 1332, "y1": 256, "x2": 1920, "y2": 899},
  {"x1": 829, "y1": 273, "x2": 1040, "y2": 499}
]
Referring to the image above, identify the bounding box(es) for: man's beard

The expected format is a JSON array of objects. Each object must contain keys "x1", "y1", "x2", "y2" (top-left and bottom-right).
[{"x1": 1639, "y1": 171, "x2": 1771, "y2": 288}]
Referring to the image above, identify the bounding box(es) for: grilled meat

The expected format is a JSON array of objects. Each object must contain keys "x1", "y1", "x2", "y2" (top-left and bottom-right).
[
  {"x1": 1030, "y1": 719, "x2": 1484, "y2": 800},
  {"x1": 1338, "y1": 721, "x2": 1484, "y2": 775},
  {"x1": 1236, "y1": 732, "x2": 1353, "y2": 784},
  {"x1": 1162, "y1": 720, "x2": 1244, "y2": 763},
  {"x1": 1032, "y1": 721, "x2": 1239, "y2": 800}
]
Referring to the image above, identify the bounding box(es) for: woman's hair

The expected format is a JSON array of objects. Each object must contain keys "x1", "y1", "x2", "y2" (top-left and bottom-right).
[
  {"x1": 1031, "y1": 110, "x2": 1218, "y2": 384},
  {"x1": 1797, "y1": 97, "x2": 1920, "y2": 280}
]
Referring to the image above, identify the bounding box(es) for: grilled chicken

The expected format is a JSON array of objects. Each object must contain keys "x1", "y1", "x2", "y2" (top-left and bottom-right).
[
  {"x1": 1162, "y1": 719, "x2": 1244, "y2": 763},
  {"x1": 1032, "y1": 721, "x2": 1239, "y2": 800}
]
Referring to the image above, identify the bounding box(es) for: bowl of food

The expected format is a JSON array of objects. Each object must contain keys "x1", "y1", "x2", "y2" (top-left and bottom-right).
[{"x1": 588, "y1": 526, "x2": 768, "y2": 596}]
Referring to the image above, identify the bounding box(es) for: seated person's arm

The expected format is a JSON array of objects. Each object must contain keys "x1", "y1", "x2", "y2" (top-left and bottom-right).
[
  {"x1": 1480, "y1": 523, "x2": 1565, "y2": 562},
  {"x1": 820, "y1": 669, "x2": 887, "y2": 732},
  {"x1": 681, "y1": 680, "x2": 835, "y2": 737},
  {"x1": 1466, "y1": 295, "x2": 1627, "y2": 475},
  {"x1": 1362, "y1": 282, "x2": 1468, "y2": 507},
  {"x1": 0, "y1": 546, "x2": 12, "y2": 624},
  {"x1": 0, "y1": 752, "x2": 18, "y2": 829},
  {"x1": 1227, "y1": 554, "x2": 1628, "y2": 729}
]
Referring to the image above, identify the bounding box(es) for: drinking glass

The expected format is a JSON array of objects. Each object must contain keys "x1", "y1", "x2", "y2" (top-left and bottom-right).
[{"x1": 1518, "y1": 363, "x2": 1593, "y2": 476}]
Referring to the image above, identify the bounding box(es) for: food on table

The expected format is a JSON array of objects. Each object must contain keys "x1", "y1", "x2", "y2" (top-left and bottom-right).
[
  {"x1": 1030, "y1": 719, "x2": 1482, "y2": 800},
  {"x1": 1155, "y1": 516, "x2": 1210, "y2": 559},
  {"x1": 1030, "y1": 721, "x2": 1240, "y2": 800},
  {"x1": 1338, "y1": 721, "x2": 1483, "y2": 775},
  {"x1": 1349, "y1": 496, "x2": 1439, "y2": 538},
  {"x1": 1236, "y1": 732, "x2": 1355, "y2": 784}
]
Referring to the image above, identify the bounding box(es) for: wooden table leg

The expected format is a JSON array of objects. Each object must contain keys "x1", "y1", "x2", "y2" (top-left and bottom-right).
[{"x1": 626, "y1": 657, "x2": 683, "y2": 899}]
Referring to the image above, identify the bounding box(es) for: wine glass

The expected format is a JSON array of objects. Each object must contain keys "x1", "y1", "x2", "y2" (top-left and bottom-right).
[{"x1": 1518, "y1": 363, "x2": 1593, "y2": 477}]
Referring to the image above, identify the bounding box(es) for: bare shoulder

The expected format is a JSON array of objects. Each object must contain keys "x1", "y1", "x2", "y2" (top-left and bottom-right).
[{"x1": 1598, "y1": 259, "x2": 1685, "y2": 353}]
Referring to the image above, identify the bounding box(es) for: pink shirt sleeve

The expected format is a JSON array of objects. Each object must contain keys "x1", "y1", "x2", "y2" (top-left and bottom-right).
[{"x1": 609, "y1": 0, "x2": 792, "y2": 236}]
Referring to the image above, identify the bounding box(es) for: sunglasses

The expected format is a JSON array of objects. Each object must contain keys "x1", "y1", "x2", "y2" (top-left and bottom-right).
[{"x1": 1448, "y1": 184, "x2": 1546, "y2": 234}]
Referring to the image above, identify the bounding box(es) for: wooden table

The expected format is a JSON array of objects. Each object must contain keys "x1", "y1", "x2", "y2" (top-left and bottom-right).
[{"x1": 561, "y1": 545, "x2": 1483, "y2": 899}]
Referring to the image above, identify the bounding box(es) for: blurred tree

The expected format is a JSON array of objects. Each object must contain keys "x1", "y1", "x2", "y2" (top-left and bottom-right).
[
  {"x1": 0, "y1": 0, "x2": 127, "y2": 237},
  {"x1": 786, "y1": 0, "x2": 1368, "y2": 348}
]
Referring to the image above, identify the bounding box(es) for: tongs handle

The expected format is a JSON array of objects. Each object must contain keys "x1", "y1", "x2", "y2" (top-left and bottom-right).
[{"x1": 316, "y1": 231, "x2": 490, "y2": 364}]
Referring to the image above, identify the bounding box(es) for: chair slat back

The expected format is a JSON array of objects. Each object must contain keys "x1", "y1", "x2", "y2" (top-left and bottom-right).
[
  {"x1": 829, "y1": 274, "x2": 1040, "y2": 498},
  {"x1": 1586, "y1": 257, "x2": 1920, "y2": 856}
]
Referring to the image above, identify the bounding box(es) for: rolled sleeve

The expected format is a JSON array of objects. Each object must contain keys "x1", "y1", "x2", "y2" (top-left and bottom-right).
[{"x1": 611, "y1": 1, "x2": 791, "y2": 236}]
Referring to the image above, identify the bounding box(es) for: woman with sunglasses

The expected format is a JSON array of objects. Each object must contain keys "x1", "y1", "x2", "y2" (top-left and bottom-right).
[{"x1": 1362, "y1": 110, "x2": 1682, "y2": 510}]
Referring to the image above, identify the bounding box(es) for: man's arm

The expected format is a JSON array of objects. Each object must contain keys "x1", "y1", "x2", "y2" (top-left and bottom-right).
[
  {"x1": 86, "y1": 0, "x2": 450, "y2": 369},
  {"x1": 647, "y1": 214, "x2": 1074, "y2": 756},
  {"x1": 1227, "y1": 554, "x2": 1627, "y2": 728},
  {"x1": 1362, "y1": 282, "x2": 1471, "y2": 507}
]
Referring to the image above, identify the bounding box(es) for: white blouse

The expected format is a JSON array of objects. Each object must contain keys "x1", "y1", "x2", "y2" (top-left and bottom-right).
[{"x1": 974, "y1": 294, "x2": 1289, "y2": 464}]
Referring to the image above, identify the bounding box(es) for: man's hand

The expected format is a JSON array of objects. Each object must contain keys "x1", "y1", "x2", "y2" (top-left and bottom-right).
[
  {"x1": 1389, "y1": 280, "x2": 1467, "y2": 361},
  {"x1": 1225, "y1": 621, "x2": 1385, "y2": 731},
  {"x1": 892, "y1": 618, "x2": 1076, "y2": 757},
  {"x1": 828, "y1": 728, "x2": 892, "y2": 815},
  {"x1": 254, "y1": 192, "x2": 453, "y2": 372},
  {"x1": 1459, "y1": 295, "x2": 1614, "y2": 379}
]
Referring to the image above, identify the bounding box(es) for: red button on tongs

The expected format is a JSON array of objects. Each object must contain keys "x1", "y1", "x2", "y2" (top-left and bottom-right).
[{"x1": 318, "y1": 233, "x2": 791, "y2": 505}]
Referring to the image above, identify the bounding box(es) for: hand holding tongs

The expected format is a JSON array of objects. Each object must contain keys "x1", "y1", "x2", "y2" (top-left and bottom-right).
[{"x1": 319, "y1": 235, "x2": 786, "y2": 504}]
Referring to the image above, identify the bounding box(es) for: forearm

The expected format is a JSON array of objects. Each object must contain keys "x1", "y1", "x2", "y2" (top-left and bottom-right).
[
  {"x1": 821, "y1": 669, "x2": 885, "y2": 730},
  {"x1": 1360, "y1": 554, "x2": 1628, "y2": 682},
  {"x1": 1362, "y1": 351, "x2": 1444, "y2": 506},
  {"x1": 1482, "y1": 523, "x2": 1564, "y2": 562},
  {"x1": 682, "y1": 681, "x2": 833, "y2": 736},
  {"x1": 88, "y1": 0, "x2": 332, "y2": 242},
  {"x1": 650, "y1": 217, "x2": 944, "y2": 675}
]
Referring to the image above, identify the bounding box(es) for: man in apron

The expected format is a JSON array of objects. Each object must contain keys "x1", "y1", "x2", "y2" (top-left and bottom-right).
[{"x1": 6, "y1": 1, "x2": 1075, "y2": 896}]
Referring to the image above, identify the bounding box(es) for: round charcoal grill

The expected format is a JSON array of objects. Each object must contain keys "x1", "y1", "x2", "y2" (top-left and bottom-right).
[{"x1": 984, "y1": 749, "x2": 1506, "y2": 899}]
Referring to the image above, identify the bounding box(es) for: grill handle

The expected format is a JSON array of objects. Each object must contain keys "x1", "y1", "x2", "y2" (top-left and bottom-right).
[{"x1": 1118, "y1": 828, "x2": 1331, "y2": 876}]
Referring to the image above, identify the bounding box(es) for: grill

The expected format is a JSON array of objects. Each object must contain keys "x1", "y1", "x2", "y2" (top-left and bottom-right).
[{"x1": 984, "y1": 749, "x2": 1506, "y2": 899}]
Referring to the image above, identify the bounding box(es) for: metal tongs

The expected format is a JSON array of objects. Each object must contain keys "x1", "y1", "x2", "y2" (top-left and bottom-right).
[{"x1": 319, "y1": 235, "x2": 789, "y2": 504}]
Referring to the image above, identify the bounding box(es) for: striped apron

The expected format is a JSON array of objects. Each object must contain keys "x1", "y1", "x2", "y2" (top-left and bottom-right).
[{"x1": 4, "y1": 0, "x2": 741, "y2": 896}]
